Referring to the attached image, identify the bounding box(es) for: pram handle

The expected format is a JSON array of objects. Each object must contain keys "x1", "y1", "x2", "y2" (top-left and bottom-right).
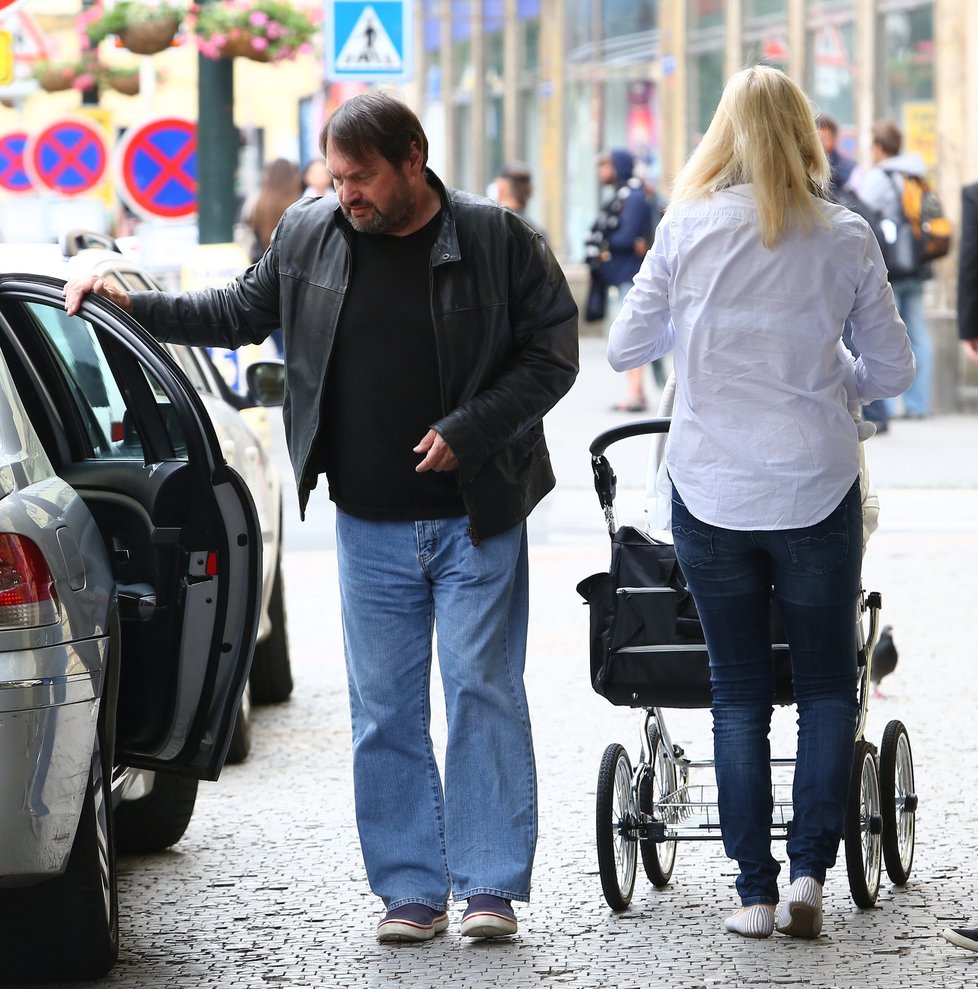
[{"x1": 589, "y1": 418, "x2": 671, "y2": 527}]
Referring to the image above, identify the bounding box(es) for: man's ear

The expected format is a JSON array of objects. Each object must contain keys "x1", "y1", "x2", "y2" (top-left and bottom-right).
[{"x1": 407, "y1": 141, "x2": 425, "y2": 176}]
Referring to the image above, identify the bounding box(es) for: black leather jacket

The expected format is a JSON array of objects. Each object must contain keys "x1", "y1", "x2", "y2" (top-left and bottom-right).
[{"x1": 130, "y1": 170, "x2": 579, "y2": 542}]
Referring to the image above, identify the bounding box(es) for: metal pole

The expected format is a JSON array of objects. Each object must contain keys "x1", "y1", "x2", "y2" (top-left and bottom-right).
[{"x1": 197, "y1": 8, "x2": 236, "y2": 244}]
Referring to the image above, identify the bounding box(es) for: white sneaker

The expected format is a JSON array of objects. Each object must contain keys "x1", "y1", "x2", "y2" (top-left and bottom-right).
[
  {"x1": 775, "y1": 876, "x2": 823, "y2": 938},
  {"x1": 724, "y1": 904, "x2": 775, "y2": 938}
]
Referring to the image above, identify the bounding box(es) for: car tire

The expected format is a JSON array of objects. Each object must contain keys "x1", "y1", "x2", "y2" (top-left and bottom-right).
[
  {"x1": 249, "y1": 546, "x2": 293, "y2": 704},
  {"x1": 0, "y1": 734, "x2": 119, "y2": 983},
  {"x1": 224, "y1": 682, "x2": 252, "y2": 765},
  {"x1": 114, "y1": 771, "x2": 200, "y2": 854}
]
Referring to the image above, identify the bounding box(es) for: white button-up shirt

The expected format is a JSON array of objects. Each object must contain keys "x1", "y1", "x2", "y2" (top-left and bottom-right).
[{"x1": 608, "y1": 184, "x2": 915, "y2": 530}]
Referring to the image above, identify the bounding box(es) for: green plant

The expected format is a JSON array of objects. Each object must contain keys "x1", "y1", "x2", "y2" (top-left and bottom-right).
[
  {"x1": 189, "y1": 0, "x2": 316, "y2": 62},
  {"x1": 82, "y1": 1, "x2": 188, "y2": 50}
]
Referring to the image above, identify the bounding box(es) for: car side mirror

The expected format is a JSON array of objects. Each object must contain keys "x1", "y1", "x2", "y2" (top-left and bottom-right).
[{"x1": 246, "y1": 359, "x2": 286, "y2": 407}]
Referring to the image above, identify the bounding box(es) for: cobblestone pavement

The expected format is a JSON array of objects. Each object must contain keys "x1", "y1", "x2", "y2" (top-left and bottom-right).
[{"x1": 46, "y1": 339, "x2": 978, "y2": 989}]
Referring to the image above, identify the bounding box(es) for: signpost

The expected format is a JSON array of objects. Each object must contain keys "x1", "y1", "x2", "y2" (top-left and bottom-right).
[
  {"x1": 324, "y1": 1, "x2": 413, "y2": 83},
  {"x1": 24, "y1": 117, "x2": 109, "y2": 196},
  {"x1": 115, "y1": 117, "x2": 198, "y2": 220},
  {"x1": 0, "y1": 130, "x2": 31, "y2": 192}
]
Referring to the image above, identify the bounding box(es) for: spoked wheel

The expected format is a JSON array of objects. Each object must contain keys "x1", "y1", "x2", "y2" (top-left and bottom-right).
[
  {"x1": 844, "y1": 739, "x2": 883, "y2": 908},
  {"x1": 879, "y1": 720, "x2": 916, "y2": 886},
  {"x1": 637, "y1": 728, "x2": 678, "y2": 887},
  {"x1": 596, "y1": 743, "x2": 637, "y2": 910}
]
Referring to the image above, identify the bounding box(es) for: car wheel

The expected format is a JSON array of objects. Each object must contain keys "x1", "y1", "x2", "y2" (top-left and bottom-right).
[
  {"x1": 249, "y1": 546, "x2": 293, "y2": 704},
  {"x1": 114, "y1": 770, "x2": 200, "y2": 854},
  {"x1": 0, "y1": 734, "x2": 119, "y2": 983},
  {"x1": 225, "y1": 681, "x2": 252, "y2": 765}
]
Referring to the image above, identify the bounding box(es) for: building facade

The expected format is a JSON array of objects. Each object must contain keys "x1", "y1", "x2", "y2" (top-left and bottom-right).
[{"x1": 408, "y1": 0, "x2": 977, "y2": 410}]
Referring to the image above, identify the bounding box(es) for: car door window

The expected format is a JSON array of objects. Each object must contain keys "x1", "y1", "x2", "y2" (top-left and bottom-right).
[{"x1": 26, "y1": 302, "x2": 187, "y2": 461}]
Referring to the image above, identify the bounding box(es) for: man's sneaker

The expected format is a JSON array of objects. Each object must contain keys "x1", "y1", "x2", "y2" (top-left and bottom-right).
[
  {"x1": 377, "y1": 903, "x2": 449, "y2": 943},
  {"x1": 460, "y1": 894, "x2": 518, "y2": 939},
  {"x1": 724, "y1": 904, "x2": 775, "y2": 938},
  {"x1": 943, "y1": 926, "x2": 978, "y2": 951},
  {"x1": 775, "y1": 876, "x2": 823, "y2": 939}
]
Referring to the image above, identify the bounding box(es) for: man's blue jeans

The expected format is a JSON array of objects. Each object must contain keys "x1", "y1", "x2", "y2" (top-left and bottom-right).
[
  {"x1": 891, "y1": 278, "x2": 929, "y2": 416},
  {"x1": 671, "y1": 482, "x2": 861, "y2": 905},
  {"x1": 335, "y1": 511, "x2": 536, "y2": 912}
]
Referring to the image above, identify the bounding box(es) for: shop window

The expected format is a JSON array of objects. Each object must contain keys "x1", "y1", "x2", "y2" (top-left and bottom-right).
[
  {"x1": 878, "y1": 3, "x2": 935, "y2": 172},
  {"x1": 742, "y1": 0, "x2": 788, "y2": 71},
  {"x1": 806, "y1": 2, "x2": 856, "y2": 157}
]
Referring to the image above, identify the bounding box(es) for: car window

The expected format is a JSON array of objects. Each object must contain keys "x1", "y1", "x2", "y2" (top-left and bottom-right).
[
  {"x1": 167, "y1": 344, "x2": 211, "y2": 395},
  {"x1": 25, "y1": 302, "x2": 187, "y2": 461}
]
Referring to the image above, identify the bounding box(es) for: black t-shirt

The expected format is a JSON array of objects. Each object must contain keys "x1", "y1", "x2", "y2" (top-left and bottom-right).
[{"x1": 320, "y1": 210, "x2": 466, "y2": 521}]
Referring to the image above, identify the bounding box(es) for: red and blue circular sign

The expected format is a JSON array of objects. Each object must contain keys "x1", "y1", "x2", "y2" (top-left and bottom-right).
[
  {"x1": 0, "y1": 131, "x2": 32, "y2": 193},
  {"x1": 25, "y1": 118, "x2": 108, "y2": 196},
  {"x1": 116, "y1": 117, "x2": 197, "y2": 220}
]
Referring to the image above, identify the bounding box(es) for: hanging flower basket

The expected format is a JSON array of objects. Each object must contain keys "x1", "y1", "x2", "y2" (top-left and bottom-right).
[
  {"x1": 116, "y1": 14, "x2": 180, "y2": 54},
  {"x1": 35, "y1": 63, "x2": 79, "y2": 92},
  {"x1": 219, "y1": 29, "x2": 273, "y2": 62},
  {"x1": 107, "y1": 68, "x2": 141, "y2": 95},
  {"x1": 82, "y1": 2, "x2": 187, "y2": 56},
  {"x1": 190, "y1": 0, "x2": 316, "y2": 63}
]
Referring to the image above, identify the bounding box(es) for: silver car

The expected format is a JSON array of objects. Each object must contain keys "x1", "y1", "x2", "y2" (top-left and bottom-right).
[{"x1": 0, "y1": 267, "x2": 264, "y2": 980}]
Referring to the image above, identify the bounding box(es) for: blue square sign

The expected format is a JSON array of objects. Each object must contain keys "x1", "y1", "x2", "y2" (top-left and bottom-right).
[{"x1": 324, "y1": 1, "x2": 413, "y2": 83}]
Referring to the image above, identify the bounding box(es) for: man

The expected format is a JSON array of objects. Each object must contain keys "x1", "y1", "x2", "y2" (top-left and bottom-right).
[
  {"x1": 957, "y1": 180, "x2": 978, "y2": 362},
  {"x1": 65, "y1": 91, "x2": 579, "y2": 944},
  {"x1": 857, "y1": 120, "x2": 932, "y2": 419},
  {"x1": 816, "y1": 112, "x2": 857, "y2": 193},
  {"x1": 943, "y1": 181, "x2": 978, "y2": 953},
  {"x1": 584, "y1": 148, "x2": 654, "y2": 411}
]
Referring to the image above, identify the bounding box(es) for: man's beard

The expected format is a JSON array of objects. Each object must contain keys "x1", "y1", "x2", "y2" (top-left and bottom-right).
[{"x1": 344, "y1": 183, "x2": 415, "y2": 234}]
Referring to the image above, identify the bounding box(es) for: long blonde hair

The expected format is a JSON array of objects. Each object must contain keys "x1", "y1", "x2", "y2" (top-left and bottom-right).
[{"x1": 669, "y1": 66, "x2": 831, "y2": 248}]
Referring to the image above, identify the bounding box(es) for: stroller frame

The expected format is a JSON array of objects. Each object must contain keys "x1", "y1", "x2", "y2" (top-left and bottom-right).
[{"x1": 585, "y1": 419, "x2": 918, "y2": 912}]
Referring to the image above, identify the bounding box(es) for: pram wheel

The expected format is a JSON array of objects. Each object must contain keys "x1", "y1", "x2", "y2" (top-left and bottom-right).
[
  {"x1": 596, "y1": 743, "x2": 637, "y2": 910},
  {"x1": 638, "y1": 728, "x2": 677, "y2": 887},
  {"x1": 844, "y1": 739, "x2": 883, "y2": 908},
  {"x1": 879, "y1": 720, "x2": 916, "y2": 886}
]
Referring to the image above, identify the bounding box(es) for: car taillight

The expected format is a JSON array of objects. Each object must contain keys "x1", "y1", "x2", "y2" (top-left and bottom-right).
[{"x1": 0, "y1": 534, "x2": 60, "y2": 628}]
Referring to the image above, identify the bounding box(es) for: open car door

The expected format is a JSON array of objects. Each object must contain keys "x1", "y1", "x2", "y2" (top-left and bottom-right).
[{"x1": 0, "y1": 276, "x2": 261, "y2": 780}]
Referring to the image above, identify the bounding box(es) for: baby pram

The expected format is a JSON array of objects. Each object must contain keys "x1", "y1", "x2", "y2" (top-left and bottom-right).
[{"x1": 577, "y1": 394, "x2": 917, "y2": 912}]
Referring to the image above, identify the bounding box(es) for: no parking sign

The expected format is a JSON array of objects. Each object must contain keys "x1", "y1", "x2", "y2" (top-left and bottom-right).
[
  {"x1": 0, "y1": 131, "x2": 32, "y2": 192},
  {"x1": 116, "y1": 117, "x2": 197, "y2": 220},
  {"x1": 24, "y1": 117, "x2": 108, "y2": 196}
]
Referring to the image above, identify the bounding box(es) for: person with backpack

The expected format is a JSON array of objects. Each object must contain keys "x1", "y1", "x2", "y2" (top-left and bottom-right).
[{"x1": 857, "y1": 121, "x2": 933, "y2": 418}]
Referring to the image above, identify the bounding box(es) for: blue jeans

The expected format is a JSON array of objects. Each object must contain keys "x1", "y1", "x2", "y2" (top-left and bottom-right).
[
  {"x1": 335, "y1": 511, "x2": 536, "y2": 911},
  {"x1": 671, "y1": 483, "x2": 861, "y2": 905},
  {"x1": 891, "y1": 278, "x2": 929, "y2": 415}
]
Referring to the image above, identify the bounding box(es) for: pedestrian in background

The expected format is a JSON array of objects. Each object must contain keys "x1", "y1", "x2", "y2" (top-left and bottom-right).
[
  {"x1": 816, "y1": 113, "x2": 858, "y2": 193},
  {"x1": 608, "y1": 65, "x2": 913, "y2": 941},
  {"x1": 956, "y1": 180, "x2": 978, "y2": 362},
  {"x1": 584, "y1": 147, "x2": 654, "y2": 411},
  {"x1": 237, "y1": 158, "x2": 303, "y2": 357},
  {"x1": 65, "y1": 90, "x2": 579, "y2": 946},
  {"x1": 302, "y1": 157, "x2": 333, "y2": 198},
  {"x1": 494, "y1": 160, "x2": 546, "y2": 240},
  {"x1": 857, "y1": 120, "x2": 933, "y2": 419}
]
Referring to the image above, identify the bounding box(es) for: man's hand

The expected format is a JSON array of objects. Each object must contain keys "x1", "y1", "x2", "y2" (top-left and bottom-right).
[
  {"x1": 63, "y1": 275, "x2": 132, "y2": 317},
  {"x1": 964, "y1": 339, "x2": 978, "y2": 365},
  {"x1": 414, "y1": 429, "x2": 458, "y2": 473}
]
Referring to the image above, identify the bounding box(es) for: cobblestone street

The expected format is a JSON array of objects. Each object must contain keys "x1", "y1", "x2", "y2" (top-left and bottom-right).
[{"x1": 51, "y1": 339, "x2": 978, "y2": 989}]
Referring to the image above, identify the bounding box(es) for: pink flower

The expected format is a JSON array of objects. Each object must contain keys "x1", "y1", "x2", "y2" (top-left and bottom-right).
[
  {"x1": 212, "y1": 32, "x2": 226, "y2": 45},
  {"x1": 251, "y1": 35, "x2": 269, "y2": 50},
  {"x1": 198, "y1": 39, "x2": 220, "y2": 57},
  {"x1": 248, "y1": 11, "x2": 269, "y2": 27},
  {"x1": 265, "y1": 22, "x2": 283, "y2": 38},
  {"x1": 73, "y1": 73, "x2": 95, "y2": 89}
]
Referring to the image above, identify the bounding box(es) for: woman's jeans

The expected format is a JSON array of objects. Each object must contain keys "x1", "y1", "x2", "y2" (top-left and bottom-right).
[
  {"x1": 671, "y1": 483, "x2": 861, "y2": 905},
  {"x1": 335, "y1": 511, "x2": 536, "y2": 911}
]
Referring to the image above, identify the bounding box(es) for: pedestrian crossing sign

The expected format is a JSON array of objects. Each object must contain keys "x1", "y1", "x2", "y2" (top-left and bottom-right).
[{"x1": 324, "y1": 1, "x2": 413, "y2": 83}]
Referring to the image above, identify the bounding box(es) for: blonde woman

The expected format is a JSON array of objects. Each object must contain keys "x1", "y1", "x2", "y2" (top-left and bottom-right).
[{"x1": 608, "y1": 66, "x2": 914, "y2": 940}]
